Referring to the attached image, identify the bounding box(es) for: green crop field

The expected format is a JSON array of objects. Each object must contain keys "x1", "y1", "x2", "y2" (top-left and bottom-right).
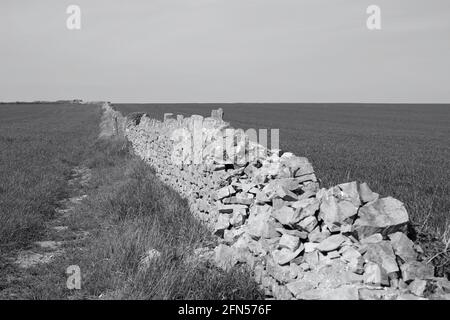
[
  {"x1": 0, "y1": 103, "x2": 101, "y2": 245},
  {"x1": 116, "y1": 103, "x2": 450, "y2": 238}
]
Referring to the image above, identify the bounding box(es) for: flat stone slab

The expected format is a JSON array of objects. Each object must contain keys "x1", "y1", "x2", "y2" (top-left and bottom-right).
[
  {"x1": 52, "y1": 226, "x2": 69, "y2": 232},
  {"x1": 34, "y1": 241, "x2": 63, "y2": 250},
  {"x1": 15, "y1": 250, "x2": 64, "y2": 269}
]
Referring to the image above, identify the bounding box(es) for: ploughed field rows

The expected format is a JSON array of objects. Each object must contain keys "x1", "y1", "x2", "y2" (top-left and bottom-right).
[{"x1": 116, "y1": 103, "x2": 450, "y2": 238}]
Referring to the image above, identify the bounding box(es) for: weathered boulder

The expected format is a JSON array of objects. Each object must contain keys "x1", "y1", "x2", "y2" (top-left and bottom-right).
[
  {"x1": 213, "y1": 214, "x2": 230, "y2": 237},
  {"x1": 316, "y1": 234, "x2": 347, "y2": 252},
  {"x1": 291, "y1": 198, "x2": 320, "y2": 221},
  {"x1": 286, "y1": 279, "x2": 315, "y2": 297},
  {"x1": 360, "y1": 233, "x2": 383, "y2": 245},
  {"x1": 319, "y1": 194, "x2": 358, "y2": 232},
  {"x1": 364, "y1": 262, "x2": 389, "y2": 286},
  {"x1": 262, "y1": 181, "x2": 298, "y2": 201},
  {"x1": 297, "y1": 216, "x2": 318, "y2": 233},
  {"x1": 308, "y1": 226, "x2": 330, "y2": 243},
  {"x1": 246, "y1": 209, "x2": 280, "y2": 239},
  {"x1": 279, "y1": 154, "x2": 315, "y2": 178},
  {"x1": 336, "y1": 182, "x2": 361, "y2": 207},
  {"x1": 278, "y1": 234, "x2": 300, "y2": 251},
  {"x1": 272, "y1": 206, "x2": 300, "y2": 226},
  {"x1": 271, "y1": 283, "x2": 294, "y2": 300},
  {"x1": 388, "y1": 232, "x2": 417, "y2": 263},
  {"x1": 358, "y1": 182, "x2": 379, "y2": 203},
  {"x1": 363, "y1": 241, "x2": 399, "y2": 274},
  {"x1": 340, "y1": 246, "x2": 362, "y2": 263},
  {"x1": 272, "y1": 245, "x2": 304, "y2": 265},
  {"x1": 408, "y1": 279, "x2": 428, "y2": 297},
  {"x1": 214, "y1": 244, "x2": 237, "y2": 271},
  {"x1": 304, "y1": 242, "x2": 319, "y2": 253},
  {"x1": 400, "y1": 261, "x2": 434, "y2": 283},
  {"x1": 276, "y1": 227, "x2": 308, "y2": 240},
  {"x1": 266, "y1": 258, "x2": 294, "y2": 283},
  {"x1": 216, "y1": 185, "x2": 236, "y2": 200},
  {"x1": 353, "y1": 197, "x2": 409, "y2": 239}
]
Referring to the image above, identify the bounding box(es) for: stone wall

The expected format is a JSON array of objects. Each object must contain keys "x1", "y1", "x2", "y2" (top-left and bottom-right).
[
  {"x1": 103, "y1": 103, "x2": 450, "y2": 300},
  {"x1": 99, "y1": 102, "x2": 127, "y2": 139}
]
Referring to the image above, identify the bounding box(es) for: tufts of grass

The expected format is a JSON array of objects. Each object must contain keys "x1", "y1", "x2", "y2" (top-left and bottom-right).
[
  {"x1": 0, "y1": 103, "x2": 101, "y2": 246},
  {"x1": 68, "y1": 141, "x2": 263, "y2": 300},
  {"x1": 3, "y1": 137, "x2": 262, "y2": 300}
]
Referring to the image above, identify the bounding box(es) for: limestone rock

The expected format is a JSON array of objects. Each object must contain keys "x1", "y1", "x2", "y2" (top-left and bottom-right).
[
  {"x1": 266, "y1": 258, "x2": 293, "y2": 283},
  {"x1": 319, "y1": 194, "x2": 358, "y2": 232},
  {"x1": 400, "y1": 261, "x2": 434, "y2": 283},
  {"x1": 348, "y1": 255, "x2": 365, "y2": 275},
  {"x1": 223, "y1": 228, "x2": 244, "y2": 244},
  {"x1": 272, "y1": 284, "x2": 294, "y2": 300},
  {"x1": 213, "y1": 214, "x2": 230, "y2": 237},
  {"x1": 272, "y1": 245, "x2": 304, "y2": 265},
  {"x1": 276, "y1": 228, "x2": 308, "y2": 240},
  {"x1": 340, "y1": 246, "x2": 361, "y2": 263},
  {"x1": 316, "y1": 234, "x2": 347, "y2": 252},
  {"x1": 214, "y1": 244, "x2": 237, "y2": 271},
  {"x1": 272, "y1": 206, "x2": 300, "y2": 226},
  {"x1": 304, "y1": 242, "x2": 319, "y2": 253},
  {"x1": 364, "y1": 262, "x2": 389, "y2": 286},
  {"x1": 388, "y1": 232, "x2": 417, "y2": 263},
  {"x1": 278, "y1": 234, "x2": 300, "y2": 251},
  {"x1": 337, "y1": 181, "x2": 361, "y2": 207},
  {"x1": 286, "y1": 279, "x2": 315, "y2": 297},
  {"x1": 409, "y1": 279, "x2": 428, "y2": 297},
  {"x1": 292, "y1": 197, "x2": 320, "y2": 220},
  {"x1": 297, "y1": 216, "x2": 318, "y2": 233},
  {"x1": 353, "y1": 197, "x2": 409, "y2": 239},
  {"x1": 358, "y1": 288, "x2": 396, "y2": 300},
  {"x1": 216, "y1": 185, "x2": 236, "y2": 200},
  {"x1": 230, "y1": 209, "x2": 246, "y2": 227},
  {"x1": 360, "y1": 233, "x2": 383, "y2": 245},
  {"x1": 280, "y1": 154, "x2": 315, "y2": 178},
  {"x1": 363, "y1": 241, "x2": 399, "y2": 274},
  {"x1": 358, "y1": 182, "x2": 379, "y2": 203},
  {"x1": 218, "y1": 204, "x2": 248, "y2": 214},
  {"x1": 396, "y1": 293, "x2": 428, "y2": 300},
  {"x1": 308, "y1": 226, "x2": 330, "y2": 243},
  {"x1": 246, "y1": 211, "x2": 280, "y2": 239},
  {"x1": 327, "y1": 250, "x2": 341, "y2": 260}
]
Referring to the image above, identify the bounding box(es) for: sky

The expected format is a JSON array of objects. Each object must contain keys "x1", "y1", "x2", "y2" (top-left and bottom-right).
[{"x1": 1, "y1": 0, "x2": 449, "y2": 103}]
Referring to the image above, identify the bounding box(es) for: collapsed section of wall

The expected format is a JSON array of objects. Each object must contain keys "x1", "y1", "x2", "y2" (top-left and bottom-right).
[{"x1": 103, "y1": 102, "x2": 450, "y2": 300}]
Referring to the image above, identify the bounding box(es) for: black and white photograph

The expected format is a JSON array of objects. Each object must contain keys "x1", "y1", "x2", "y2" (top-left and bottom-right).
[{"x1": 0, "y1": 0, "x2": 449, "y2": 308}]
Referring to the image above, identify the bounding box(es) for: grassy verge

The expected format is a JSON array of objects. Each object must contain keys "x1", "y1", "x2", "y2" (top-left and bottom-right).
[
  {"x1": 0, "y1": 137, "x2": 263, "y2": 299},
  {"x1": 71, "y1": 138, "x2": 262, "y2": 299}
]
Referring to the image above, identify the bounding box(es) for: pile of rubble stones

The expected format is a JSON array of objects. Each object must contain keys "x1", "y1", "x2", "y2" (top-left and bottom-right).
[{"x1": 110, "y1": 104, "x2": 450, "y2": 300}]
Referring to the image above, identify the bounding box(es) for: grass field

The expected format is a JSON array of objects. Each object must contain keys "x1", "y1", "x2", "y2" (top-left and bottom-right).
[
  {"x1": 0, "y1": 103, "x2": 262, "y2": 299},
  {"x1": 115, "y1": 103, "x2": 450, "y2": 239},
  {"x1": 0, "y1": 103, "x2": 101, "y2": 245}
]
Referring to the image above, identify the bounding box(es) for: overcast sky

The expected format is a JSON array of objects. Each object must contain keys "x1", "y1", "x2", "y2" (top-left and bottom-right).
[{"x1": 1, "y1": 0, "x2": 449, "y2": 103}]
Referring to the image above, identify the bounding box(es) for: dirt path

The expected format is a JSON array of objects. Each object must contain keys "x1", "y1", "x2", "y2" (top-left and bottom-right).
[
  {"x1": 13, "y1": 166, "x2": 91, "y2": 269},
  {"x1": 0, "y1": 166, "x2": 93, "y2": 299}
]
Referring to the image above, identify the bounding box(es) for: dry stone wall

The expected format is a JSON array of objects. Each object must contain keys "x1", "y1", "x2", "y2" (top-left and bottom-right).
[
  {"x1": 103, "y1": 102, "x2": 450, "y2": 300},
  {"x1": 99, "y1": 102, "x2": 127, "y2": 139}
]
